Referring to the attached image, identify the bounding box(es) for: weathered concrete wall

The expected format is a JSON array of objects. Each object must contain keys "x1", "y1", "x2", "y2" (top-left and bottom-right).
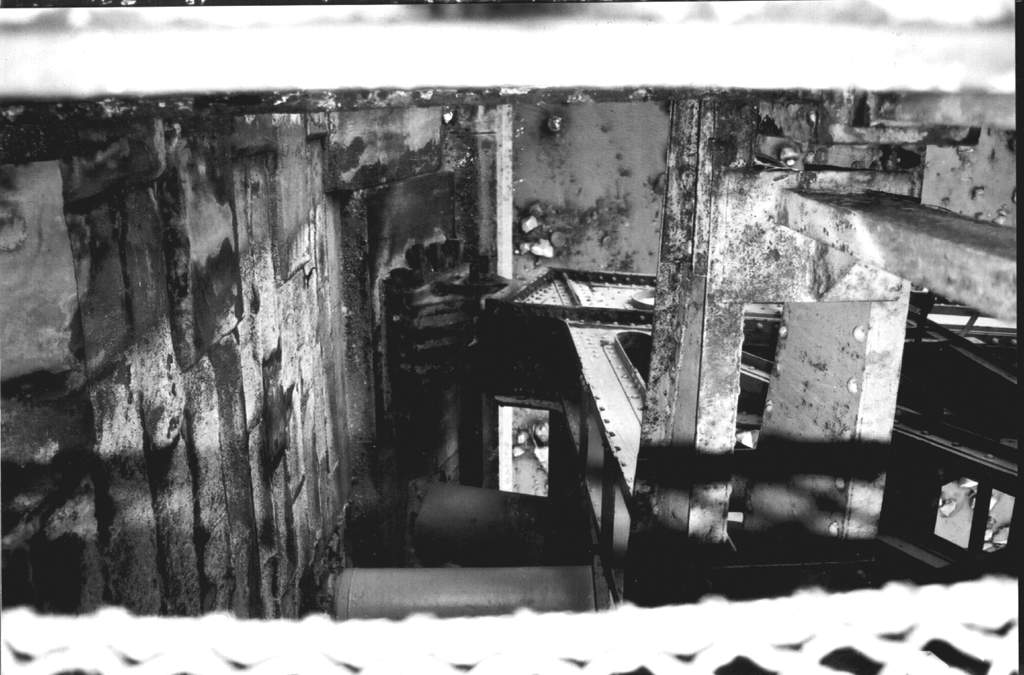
[
  {"x1": 1, "y1": 107, "x2": 443, "y2": 615},
  {"x1": 512, "y1": 102, "x2": 670, "y2": 278}
]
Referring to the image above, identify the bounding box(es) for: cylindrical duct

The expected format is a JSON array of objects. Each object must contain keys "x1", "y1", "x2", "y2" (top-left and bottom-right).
[
  {"x1": 332, "y1": 566, "x2": 596, "y2": 620},
  {"x1": 413, "y1": 483, "x2": 551, "y2": 566}
]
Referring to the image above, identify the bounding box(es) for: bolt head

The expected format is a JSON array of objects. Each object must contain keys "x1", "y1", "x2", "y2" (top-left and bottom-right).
[
  {"x1": 853, "y1": 325, "x2": 867, "y2": 342},
  {"x1": 835, "y1": 477, "x2": 847, "y2": 490},
  {"x1": 778, "y1": 145, "x2": 801, "y2": 167},
  {"x1": 828, "y1": 521, "x2": 841, "y2": 537},
  {"x1": 765, "y1": 400, "x2": 774, "y2": 414},
  {"x1": 547, "y1": 115, "x2": 564, "y2": 133},
  {"x1": 847, "y1": 378, "x2": 859, "y2": 394},
  {"x1": 778, "y1": 325, "x2": 788, "y2": 338}
]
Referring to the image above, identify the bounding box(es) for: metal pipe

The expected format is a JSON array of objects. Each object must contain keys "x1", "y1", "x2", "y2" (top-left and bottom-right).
[
  {"x1": 332, "y1": 566, "x2": 596, "y2": 620},
  {"x1": 413, "y1": 483, "x2": 551, "y2": 566}
]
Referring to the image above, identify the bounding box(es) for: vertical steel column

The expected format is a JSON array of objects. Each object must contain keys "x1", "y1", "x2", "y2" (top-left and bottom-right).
[
  {"x1": 643, "y1": 95, "x2": 922, "y2": 547},
  {"x1": 643, "y1": 96, "x2": 758, "y2": 544}
]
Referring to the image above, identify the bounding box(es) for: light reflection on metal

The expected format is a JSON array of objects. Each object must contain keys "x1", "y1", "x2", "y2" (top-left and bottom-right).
[
  {"x1": 332, "y1": 566, "x2": 596, "y2": 620},
  {"x1": 779, "y1": 190, "x2": 1017, "y2": 320}
]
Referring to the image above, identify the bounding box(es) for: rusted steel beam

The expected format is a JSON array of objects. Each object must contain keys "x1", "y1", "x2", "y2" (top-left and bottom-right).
[
  {"x1": 642, "y1": 96, "x2": 759, "y2": 544},
  {"x1": 568, "y1": 323, "x2": 645, "y2": 577},
  {"x1": 779, "y1": 190, "x2": 1016, "y2": 320},
  {"x1": 644, "y1": 96, "x2": 755, "y2": 452},
  {"x1": 709, "y1": 171, "x2": 914, "y2": 304},
  {"x1": 494, "y1": 105, "x2": 515, "y2": 278},
  {"x1": 920, "y1": 127, "x2": 1016, "y2": 228},
  {"x1": 870, "y1": 92, "x2": 1016, "y2": 131},
  {"x1": 642, "y1": 98, "x2": 701, "y2": 450},
  {"x1": 821, "y1": 125, "x2": 979, "y2": 146}
]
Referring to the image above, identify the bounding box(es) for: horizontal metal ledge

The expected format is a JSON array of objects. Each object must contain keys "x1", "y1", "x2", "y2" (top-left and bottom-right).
[
  {"x1": 0, "y1": 6, "x2": 1014, "y2": 99},
  {"x1": 332, "y1": 566, "x2": 596, "y2": 620},
  {"x1": 778, "y1": 190, "x2": 1017, "y2": 320}
]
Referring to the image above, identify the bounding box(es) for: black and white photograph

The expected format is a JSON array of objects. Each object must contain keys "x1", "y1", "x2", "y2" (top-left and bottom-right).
[{"x1": 0, "y1": 1, "x2": 1018, "y2": 673}]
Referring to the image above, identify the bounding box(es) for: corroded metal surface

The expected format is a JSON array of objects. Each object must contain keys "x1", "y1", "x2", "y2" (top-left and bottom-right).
[
  {"x1": 778, "y1": 190, "x2": 1017, "y2": 320},
  {"x1": 920, "y1": 127, "x2": 1016, "y2": 227},
  {"x1": 441, "y1": 104, "x2": 501, "y2": 263},
  {"x1": 641, "y1": 97, "x2": 757, "y2": 544},
  {"x1": 503, "y1": 267, "x2": 655, "y2": 326},
  {"x1": 643, "y1": 95, "x2": 940, "y2": 547},
  {"x1": 568, "y1": 323, "x2": 646, "y2": 494},
  {"x1": 740, "y1": 285, "x2": 909, "y2": 541},
  {"x1": 761, "y1": 302, "x2": 874, "y2": 443},
  {"x1": 871, "y1": 92, "x2": 1016, "y2": 130},
  {"x1": 643, "y1": 98, "x2": 701, "y2": 450},
  {"x1": 820, "y1": 124, "x2": 978, "y2": 146},
  {"x1": 846, "y1": 293, "x2": 911, "y2": 539},
  {"x1": 511, "y1": 102, "x2": 670, "y2": 277},
  {"x1": 708, "y1": 171, "x2": 912, "y2": 304},
  {"x1": 643, "y1": 96, "x2": 757, "y2": 454},
  {"x1": 567, "y1": 322, "x2": 649, "y2": 574},
  {"x1": 856, "y1": 295, "x2": 912, "y2": 445}
]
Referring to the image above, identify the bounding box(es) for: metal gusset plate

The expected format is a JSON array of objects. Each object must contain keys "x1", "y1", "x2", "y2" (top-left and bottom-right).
[{"x1": 496, "y1": 267, "x2": 655, "y2": 326}]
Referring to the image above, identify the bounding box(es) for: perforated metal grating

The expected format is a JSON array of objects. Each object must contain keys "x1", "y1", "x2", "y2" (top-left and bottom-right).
[{"x1": 2, "y1": 576, "x2": 1017, "y2": 674}]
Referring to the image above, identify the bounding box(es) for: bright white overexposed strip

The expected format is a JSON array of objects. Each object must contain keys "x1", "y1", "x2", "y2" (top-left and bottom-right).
[{"x1": 0, "y1": 2, "x2": 1014, "y2": 99}]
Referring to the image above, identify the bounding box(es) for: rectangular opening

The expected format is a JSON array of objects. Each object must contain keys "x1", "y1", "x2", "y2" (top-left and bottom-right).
[
  {"x1": 734, "y1": 303, "x2": 783, "y2": 450},
  {"x1": 934, "y1": 476, "x2": 978, "y2": 549},
  {"x1": 497, "y1": 405, "x2": 550, "y2": 497},
  {"x1": 932, "y1": 477, "x2": 1015, "y2": 553},
  {"x1": 985, "y1": 489, "x2": 1013, "y2": 553}
]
